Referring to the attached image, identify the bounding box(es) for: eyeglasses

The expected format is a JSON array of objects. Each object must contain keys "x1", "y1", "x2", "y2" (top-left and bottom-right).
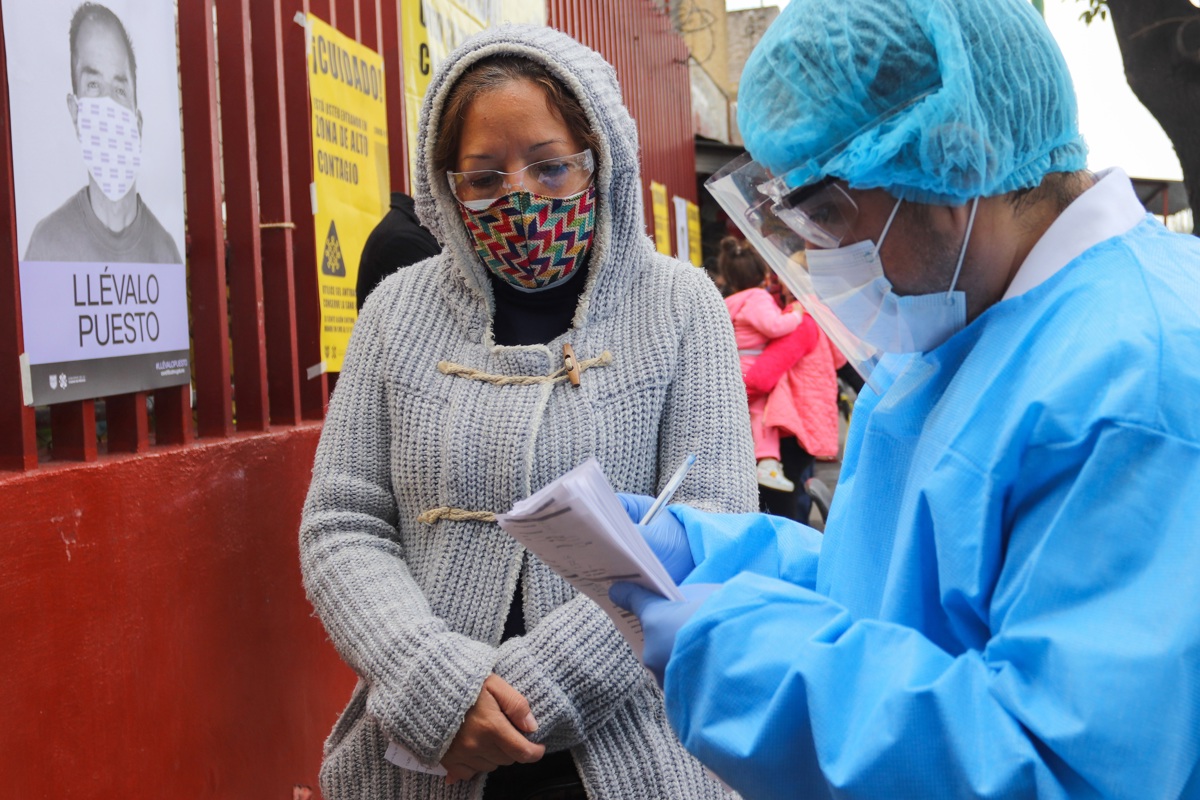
[
  {"x1": 773, "y1": 176, "x2": 860, "y2": 249},
  {"x1": 447, "y1": 149, "x2": 595, "y2": 204}
]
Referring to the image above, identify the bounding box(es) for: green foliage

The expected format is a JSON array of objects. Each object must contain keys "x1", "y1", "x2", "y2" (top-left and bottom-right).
[{"x1": 1078, "y1": 0, "x2": 1109, "y2": 24}]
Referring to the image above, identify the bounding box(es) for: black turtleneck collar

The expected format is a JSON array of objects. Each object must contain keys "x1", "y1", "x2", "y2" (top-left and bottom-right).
[{"x1": 487, "y1": 257, "x2": 592, "y2": 346}]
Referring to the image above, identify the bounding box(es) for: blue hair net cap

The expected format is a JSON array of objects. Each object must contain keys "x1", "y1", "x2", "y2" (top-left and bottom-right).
[{"x1": 738, "y1": 0, "x2": 1088, "y2": 205}]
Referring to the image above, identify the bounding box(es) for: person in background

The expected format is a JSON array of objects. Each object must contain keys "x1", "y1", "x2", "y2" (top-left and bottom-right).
[
  {"x1": 741, "y1": 263, "x2": 846, "y2": 524},
  {"x1": 300, "y1": 24, "x2": 753, "y2": 800},
  {"x1": 718, "y1": 236, "x2": 805, "y2": 493},
  {"x1": 356, "y1": 191, "x2": 441, "y2": 310},
  {"x1": 26, "y1": 2, "x2": 181, "y2": 264},
  {"x1": 612, "y1": 0, "x2": 1200, "y2": 797},
  {"x1": 761, "y1": 264, "x2": 786, "y2": 308}
]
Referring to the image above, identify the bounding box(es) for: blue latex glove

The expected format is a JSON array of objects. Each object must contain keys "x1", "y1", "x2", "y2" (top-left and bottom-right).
[
  {"x1": 609, "y1": 582, "x2": 721, "y2": 687},
  {"x1": 617, "y1": 493, "x2": 695, "y2": 584}
]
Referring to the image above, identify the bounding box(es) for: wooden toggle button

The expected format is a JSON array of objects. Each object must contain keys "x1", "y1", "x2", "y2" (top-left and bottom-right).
[{"x1": 563, "y1": 343, "x2": 582, "y2": 387}]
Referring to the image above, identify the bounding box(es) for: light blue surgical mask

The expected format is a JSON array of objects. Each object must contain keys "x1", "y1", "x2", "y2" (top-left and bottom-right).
[{"x1": 806, "y1": 197, "x2": 978, "y2": 354}]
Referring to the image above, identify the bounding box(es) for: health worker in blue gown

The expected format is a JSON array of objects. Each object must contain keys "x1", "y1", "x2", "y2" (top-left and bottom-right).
[{"x1": 610, "y1": 0, "x2": 1200, "y2": 798}]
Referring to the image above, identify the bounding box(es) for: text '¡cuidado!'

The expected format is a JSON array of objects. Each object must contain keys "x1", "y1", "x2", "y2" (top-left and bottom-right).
[
  {"x1": 73, "y1": 269, "x2": 162, "y2": 347},
  {"x1": 311, "y1": 35, "x2": 383, "y2": 102}
]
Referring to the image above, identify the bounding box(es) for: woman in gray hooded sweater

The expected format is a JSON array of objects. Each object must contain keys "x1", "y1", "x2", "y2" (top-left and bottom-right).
[{"x1": 300, "y1": 24, "x2": 756, "y2": 800}]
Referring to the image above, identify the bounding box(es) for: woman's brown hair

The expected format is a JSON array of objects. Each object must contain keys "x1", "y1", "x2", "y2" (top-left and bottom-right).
[
  {"x1": 718, "y1": 237, "x2": 767, "y2": 294},
  {"x1": 432, "y1": 56, "x2": 601, "y2": 175}
]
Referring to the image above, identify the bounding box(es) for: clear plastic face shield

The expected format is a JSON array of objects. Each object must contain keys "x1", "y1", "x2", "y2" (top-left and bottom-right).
[{"x1": 705, "y1": 153, "x2": 885, "y2": 388}]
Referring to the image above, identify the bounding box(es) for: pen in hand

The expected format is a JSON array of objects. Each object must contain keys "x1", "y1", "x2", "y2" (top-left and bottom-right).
[{"x1": 639, "y1": 454, "x2": 698, "y2": 527}]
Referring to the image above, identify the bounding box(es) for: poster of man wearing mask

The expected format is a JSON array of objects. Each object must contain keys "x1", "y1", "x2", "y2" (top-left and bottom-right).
[{"x1": 5, "y1": 0, "x2": 189, "y2": 406}]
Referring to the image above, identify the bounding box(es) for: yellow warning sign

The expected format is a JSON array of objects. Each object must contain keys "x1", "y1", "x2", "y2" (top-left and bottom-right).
[
  {"x1": 651, "y1": 181, "x2": 671, "y2": 256},
  {"x1": 305, "y1": 14, "x2": 388, "y2": 372},
  {"x1": 686, "y1": 200, "x2": 701, "y2": 267},
  {"x1": 400, "y1": 0, "x2": 431, "y2": 192}
]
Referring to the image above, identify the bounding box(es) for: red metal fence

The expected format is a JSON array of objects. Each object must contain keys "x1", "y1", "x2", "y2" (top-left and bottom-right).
[{"x1": 0, "y1": 0, "x2": 696, "y2": 474}]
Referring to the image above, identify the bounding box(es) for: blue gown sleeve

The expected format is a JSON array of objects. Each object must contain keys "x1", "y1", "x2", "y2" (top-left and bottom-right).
[
  {"x1": 664, "y1": 422, "x2": 1200, "y2": 799},
  {"x1": 670, "y1": 504, "x2": 822, "y2": 590}
]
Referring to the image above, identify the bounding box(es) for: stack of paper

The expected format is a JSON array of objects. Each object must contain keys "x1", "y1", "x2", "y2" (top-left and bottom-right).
[{"x1": 496, "y1": 458, "x2": 683, "y2": 657}]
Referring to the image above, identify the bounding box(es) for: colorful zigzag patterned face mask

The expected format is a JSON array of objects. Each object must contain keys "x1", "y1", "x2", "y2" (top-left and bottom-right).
[{"x1": 458, "y1": 185, "x2": 596, "y2": 291}]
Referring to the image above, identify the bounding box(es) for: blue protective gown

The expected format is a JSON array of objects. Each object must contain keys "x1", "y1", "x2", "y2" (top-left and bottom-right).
[{"x1": 667, "y1": 217, "x2": 1200, "y2": 799}]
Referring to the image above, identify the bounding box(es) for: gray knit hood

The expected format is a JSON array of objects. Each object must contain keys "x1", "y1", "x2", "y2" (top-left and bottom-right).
[{"x1": 413, "y1": 25, "x2": 649, "y2": 329}]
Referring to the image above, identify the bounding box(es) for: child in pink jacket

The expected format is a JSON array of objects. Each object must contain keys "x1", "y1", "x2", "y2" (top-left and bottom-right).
[{"x1": 719, "y1": 238, "x2": 805, "y2": 491}]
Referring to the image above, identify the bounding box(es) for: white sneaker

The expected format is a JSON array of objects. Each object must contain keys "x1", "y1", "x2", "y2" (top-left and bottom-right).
[{"x1": 756, "y1": 458, "x2": 795, "y2": 492}]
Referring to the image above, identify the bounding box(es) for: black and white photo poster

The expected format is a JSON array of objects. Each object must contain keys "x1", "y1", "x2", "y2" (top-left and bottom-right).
[{"x1": 5, "y1": 0, "x2": 189, "y2": 405}]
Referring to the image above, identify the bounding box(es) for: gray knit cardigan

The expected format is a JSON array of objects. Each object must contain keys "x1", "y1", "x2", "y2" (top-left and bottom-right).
[{"x1": 300, "y1": 25, "x2": 757, "y2": 800}]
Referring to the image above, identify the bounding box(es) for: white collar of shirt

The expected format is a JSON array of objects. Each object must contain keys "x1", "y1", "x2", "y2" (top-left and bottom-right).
[{"x1": 1002, "y1": 167, "x2": 1147, "y2": 301}]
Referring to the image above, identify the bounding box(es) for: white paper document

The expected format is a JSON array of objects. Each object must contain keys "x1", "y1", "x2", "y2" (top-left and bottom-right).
[
  {"x1": 384, "y1": 739, "x2": 448, "y2": 776},
  {"x1": 496, "y1": 458, "x2": 684, "y2": 658}
]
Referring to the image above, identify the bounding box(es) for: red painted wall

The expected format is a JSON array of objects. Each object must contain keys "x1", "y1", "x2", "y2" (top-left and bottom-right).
[{"x1": 0, "y1": 424, "x2": 355, "y2": 798}]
